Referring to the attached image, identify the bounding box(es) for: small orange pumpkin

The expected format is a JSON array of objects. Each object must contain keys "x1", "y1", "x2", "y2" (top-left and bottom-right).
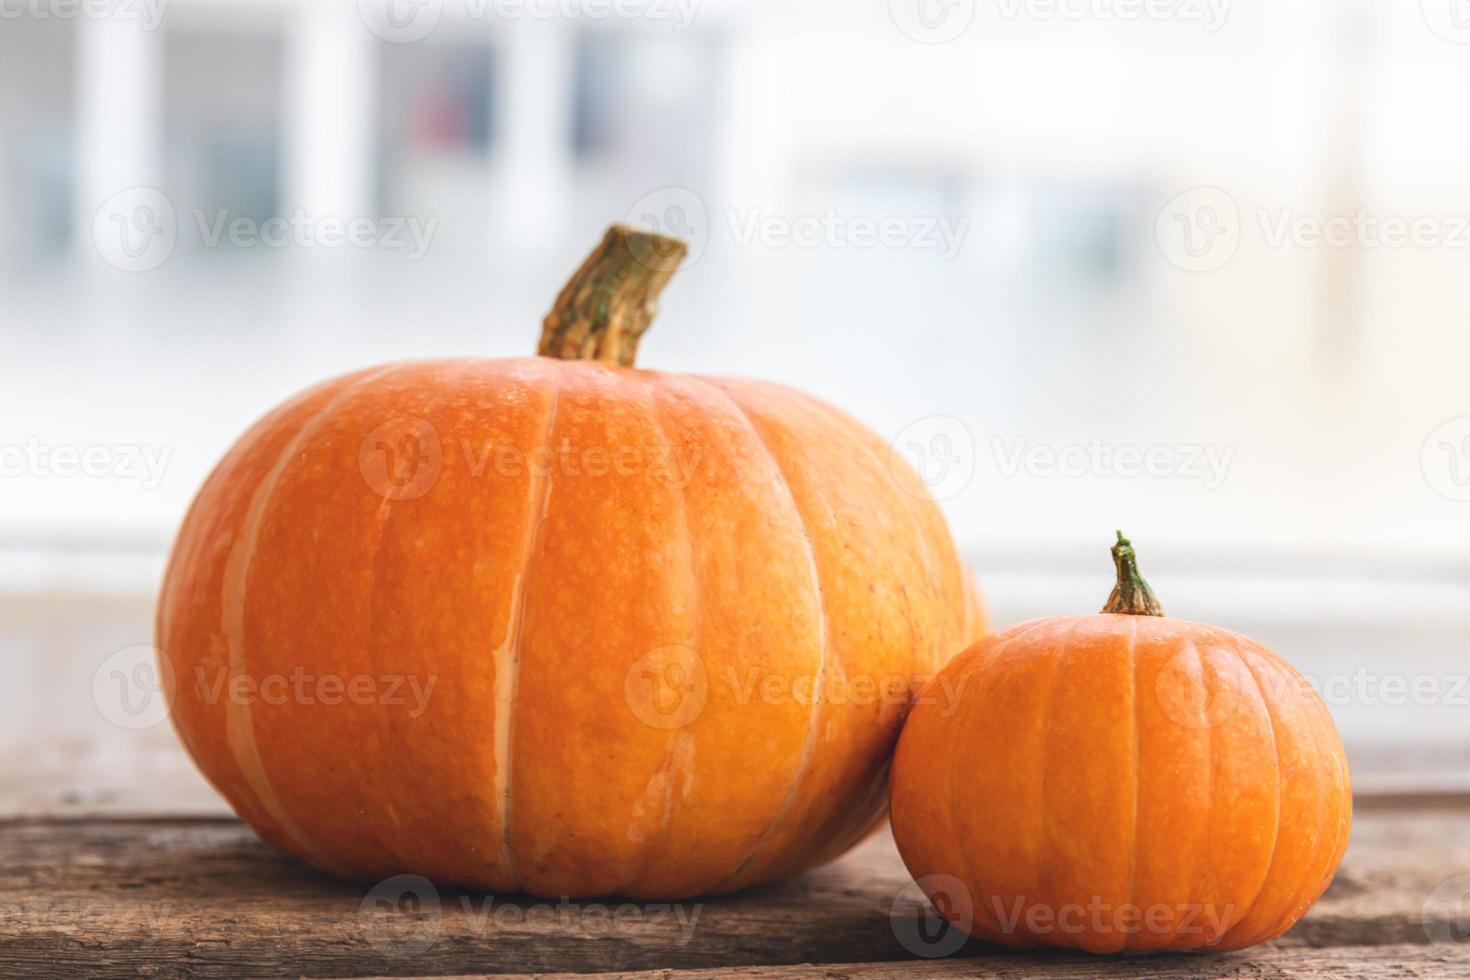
[
  {"x1": 890, "y1": 533, "x2": 1351, "y2": 952},
  {"x1": 157, "y1": 226, "x2": 985, "y2": 899}
]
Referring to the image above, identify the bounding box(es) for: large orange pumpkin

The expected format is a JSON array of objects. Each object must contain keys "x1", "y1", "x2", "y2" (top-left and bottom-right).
[
  {"x1": 890, "y1": 533, "x2": 1351, "y2": 952},
  {"x1": 157, "y1": 226, "x2": 985, "y2": 899}
]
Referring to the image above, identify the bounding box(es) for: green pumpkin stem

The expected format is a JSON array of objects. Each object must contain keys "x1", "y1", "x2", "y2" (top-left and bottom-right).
[
  {"x1": 538, "y1": 225, "x2": 688, "y2": 368},
  {"x1": 1102, "y1": 530, "x2": 1165, "y2": 617}
]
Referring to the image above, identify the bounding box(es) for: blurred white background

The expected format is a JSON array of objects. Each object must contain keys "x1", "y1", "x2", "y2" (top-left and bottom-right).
[{"x1": 3, "y1": 0, "x2": 1470, "y2": 812}]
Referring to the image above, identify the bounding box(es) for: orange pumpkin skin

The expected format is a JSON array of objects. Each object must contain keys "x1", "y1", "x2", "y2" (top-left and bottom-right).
[
  {"x1": 157, "y1": 350, "x2": 983, "y2": 899},
  {"x1": 890, "y1": 613, "x2": 1352, "y2": 953}
]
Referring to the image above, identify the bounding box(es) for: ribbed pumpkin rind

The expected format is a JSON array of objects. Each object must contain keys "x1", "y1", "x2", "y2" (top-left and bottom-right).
[{"x1": 158, "y1": 357, "x2": 980, "y2": 898}]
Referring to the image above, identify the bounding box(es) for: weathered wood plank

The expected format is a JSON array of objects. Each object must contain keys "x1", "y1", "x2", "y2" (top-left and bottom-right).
[
  {"x1": 0, "y1": 803, "x2": 1464, "y2": 979},
  {"x1": 376, "y1": 943, "x2": 1470, "y2": 979}
]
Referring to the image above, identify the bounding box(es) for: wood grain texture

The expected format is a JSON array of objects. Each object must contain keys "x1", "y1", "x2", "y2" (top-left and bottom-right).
[
  {"x1": 387, "y1": 944, "x2": 1470, "y2": 979},
  {"x1": 1, "y1": 800, "x2": 1465, "y2": 978}
]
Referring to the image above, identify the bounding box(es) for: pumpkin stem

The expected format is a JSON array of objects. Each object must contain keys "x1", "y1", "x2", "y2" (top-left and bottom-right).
[
  {"x1": 538, "y1": 225, "x2": 688, "y2": 368},
  {"x1": 1102, "y1": 530, "x2": 1165, "y2": 617}
]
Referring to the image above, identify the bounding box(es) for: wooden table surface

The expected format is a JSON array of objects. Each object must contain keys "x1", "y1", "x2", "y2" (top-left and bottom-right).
[
  {"x1": 8, "y1": 590, "x2": 1470, "y2": 977},
  {"x1": 3, "y1": 792, "x2": 1467, "y2": 978}
]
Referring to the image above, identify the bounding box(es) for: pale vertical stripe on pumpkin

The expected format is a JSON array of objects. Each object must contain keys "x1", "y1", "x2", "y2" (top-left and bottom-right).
[
  {"x1": 1159, "y1": 634, "x2": 1216, "y2": 952},
  {"x1": 618, "y1": 375, "x2": 700, "y2": 896},
  {"x1": 1121, "y1": 616, "x2": 1141, "y2": 953},
  {"x1": 1221, "y1": 641, "x2": 1345, "y2": 949},
  {"x1": 694, "y1": 379, "x2": 830, "y2": 895},
  {"x1": 492, "y1": 360, "x2": 565, "y2": 891},
  {"x1": 949, "y1": 620, "x2": 1056, "y2": 945},
  {"x1": 1187, "y1": 635, "x2": 1218, "y2": 950},
  {"x1": 219, "y1": 365, "x2": 398, "y2": 878},
  {"x1": 156, "y1": 373, "x2": 342, "y2": 827},
  {"x1": 780, "y1": 393, "x2": 971, "y2": 875},
  {"x1": 1213, "y1": 643, "x2": 1286, "y2": 948},
  {"x1": 1030, "y1": 618, "x2": 1085, "y2": 947},
  {"x1": 805, "y1": 394, "x2": 964, "y2": 679}
]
